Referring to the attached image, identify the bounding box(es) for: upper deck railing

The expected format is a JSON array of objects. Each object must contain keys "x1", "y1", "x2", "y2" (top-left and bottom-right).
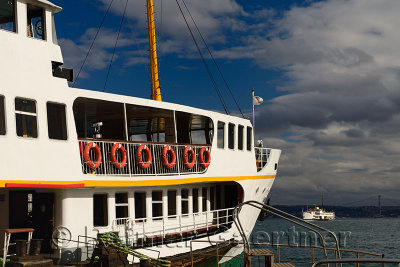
[
  {"x1": 255, "y1": 147, "x2": 271, "y2": 172},
  {"x1": 79, "y1": 139, "x2": 211, "y2": 176}
]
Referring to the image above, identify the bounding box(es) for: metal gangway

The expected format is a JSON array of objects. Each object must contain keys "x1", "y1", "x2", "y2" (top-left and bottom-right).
[{"x1": 232, "y1": 201, "x2": 342, "y2": 266}]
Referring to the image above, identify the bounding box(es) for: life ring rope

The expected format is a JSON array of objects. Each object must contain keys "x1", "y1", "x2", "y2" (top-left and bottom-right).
[
  {"x1": 110, "y1": 143, "x2": 128, "y2": 169},
  {"x1": 199, "y1": 146, "x2": 211, "y2": 168},
  {"x1": 162, "y1": 145, "x2": 177, "y2": 169},
  {"x1": 136, "y1": 144, "x2": 152, "y2": 169},
  {"x1": 183, "y1": 146, "x2": 196, "y2": 169},
  {"x1": 83, "y1": 142, "x2": 102, "y2": 169}
]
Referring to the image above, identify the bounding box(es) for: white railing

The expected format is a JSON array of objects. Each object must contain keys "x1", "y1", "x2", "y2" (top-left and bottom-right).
[
  {"x1": 79, "y1": 139, "x2": 211, "y2": 176},
  {"x1": 111, "y1": 207, "x2": 234, "y2": 246},
  {"x1": 255, "y1": 147, "x2": 271, "y2": 172}
]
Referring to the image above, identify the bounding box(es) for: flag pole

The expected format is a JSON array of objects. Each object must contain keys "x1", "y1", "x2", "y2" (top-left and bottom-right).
[{"x1": 252, "y1": 88, "x2": 255, "y2": 132}]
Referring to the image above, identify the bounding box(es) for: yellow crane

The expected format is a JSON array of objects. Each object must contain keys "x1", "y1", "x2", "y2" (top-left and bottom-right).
[{"x1": 146, "y1": 0, "x2": 162, "y2": 101}]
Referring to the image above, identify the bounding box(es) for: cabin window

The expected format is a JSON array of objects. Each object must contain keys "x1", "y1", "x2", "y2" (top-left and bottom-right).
[
  {"x1": 93, "y1": 194, "x2": 108, "y2": 227},
  {"x1": 181, "y1": 189, "x2": 189, "y2": 215},
  {"x1": 0, "y1": 96, "x2": 6, "y2": 135},
  {"x1": 167, "y1": 190, "x2": 177, "y2": 217},
  {"x1": 27, "y1": 4, "x2": 45, "y2": 40},
  {"x1": 217, "y1": 121, "x2": 224, "y2": 148},
  {"x1": 176, "y1": 112, "x2": 213, "y2": 145},
  {"x1": 125, "y1": 104, "x2": 175, "y2": 142},
  {"x1": 15, "y1": 98, "x2": 37, "y2": 138},
  {"x1": 238, "y1": 125, "x2": 244, "y2": 150},
  {"x1": 73, "y1": 98, "x2": 125, "y2": 140},
  {"x1": 210, "y1": 187, "x2": 215, "y2": 211},
  {"x1": 192, "y1": 188, "x2": 199, "y2": 213},
  {"x1": 247, "y1": 127, "x2": 252, "y2": 151},
  {"x1": 228, "y1": 123, "x2": 235, "y2": 149},
  {"x1": 47, "y1": 102, "x2": 67, "y2": 140},
  {"x1": 115, "y1": 193, "x2": 128, "y2": 220},
  {"x1": 202, "y1": 187, "x2": 208, "y2": 211},
  {"x1": 152, "y1": 191, "x2": 163, "y2": 219},
  {"x1": 134, "y1": 192, "x2": 146, "y2": 220},
  {"x1": 0, "y1": 0, "x2": 16, "y2": 32}
]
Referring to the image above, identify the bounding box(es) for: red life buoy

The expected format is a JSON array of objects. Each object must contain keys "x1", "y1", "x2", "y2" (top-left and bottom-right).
[
  {"x1": 110, "y1": 143, "x2": 127, "y2": 169},
  {"x1": 183, "y1": 146, "x2": 196, "y2": 169},
  {"x1": 136, "y1": 145, "x2": 152, "y2": 169},
  {"x1": 84, "y1": 142, "x2": 102, "y2": 169},
  {"x1": 199, "y1": 147, "x2": 211, "y2": 168},
  {"x1": 162, "y1": 145, "x2": 176, "y2": 169}
]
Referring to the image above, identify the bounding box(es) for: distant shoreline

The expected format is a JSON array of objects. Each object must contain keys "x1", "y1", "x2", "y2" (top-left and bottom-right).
[{"x1": 273, "y1": 205, "x2": 400, "y2": 218}]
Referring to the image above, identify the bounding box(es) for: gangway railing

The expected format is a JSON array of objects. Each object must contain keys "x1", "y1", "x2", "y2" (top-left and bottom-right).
[
  {"x1": 313, "y1": 258, "x2": 400, "y2": 267},
  {"x1": 232, "y1": 201, "x2": 341, "y2": 260}
]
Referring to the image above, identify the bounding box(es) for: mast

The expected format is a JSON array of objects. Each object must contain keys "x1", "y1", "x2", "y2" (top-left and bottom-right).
[{"x1": 146, "y1": 0, "x2": 162, "y2": 101}]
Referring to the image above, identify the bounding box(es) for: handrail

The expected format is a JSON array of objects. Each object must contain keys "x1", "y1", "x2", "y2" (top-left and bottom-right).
[
  {"x1": 232, "y1": 201, "x2": 341, "y2": 260},
  {"x1": 313, "y1": 258, "x2": 400, "y2": 267}
]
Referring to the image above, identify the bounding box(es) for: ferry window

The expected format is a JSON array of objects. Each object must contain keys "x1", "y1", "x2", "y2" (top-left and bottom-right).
[
  {"x1": 47, "y1": 102, "x2": 67, "y2": 140},
  {"x1": 176, "y1": 112, "x2": 213, "y2": 145},
  {"x1": 247, "y1": 127, "x2": 252, "y2": 151},
  {"x1": 168, "y1": 190, "x2": 177, "y2": 217},
  {"x1": 217, "y1": 121, "x2": 225, "y2": 148},
  {"x1": 228, "y1": 123, "x2": 235, "y2": 149},
  {"x1": 193, "y1": 188, "x2": 199, "y2": 213},
  {"x1": 73, "y1": 98, "x2": 125, "y2": 140},
  {"x1": 238, "y1": 125, "x2": 244, "y2": 150},
  {"x1": 0, "y1": 96, "x2": 5, "y2": 135},
  {"x1": 93, "y1": 194, "x2": 108, "y2": 227},
  {"x1": 202, "y1": 188, "x2": 207, "y2": 212},
  {"x1": 152, "y1": 191, "x2": 163, "y2": 219},
  {"x1": 210, "y1": 187, "x2": 215, "y2": 211},
  {"x1": 15, "y1": 98, "x2": 37, "y2": 138},
  {"x1": 134, "y1": 192, "x2": 146, "y2": 220},
  {"x1": 27, "y1": 4, "x2": 46, "y2": 40},
  {"x1": 115, "y1": 193, "x2": 128, "y2": 221},
  {"x1": 181, "y1": 189, "x2": 189, "y2": 215},
  {"x1": 0, "y1": 0, "x2": 16, "y2": 32},
  {"x1": 126, "y1": 104, "x2": 175, "y2": 143}
]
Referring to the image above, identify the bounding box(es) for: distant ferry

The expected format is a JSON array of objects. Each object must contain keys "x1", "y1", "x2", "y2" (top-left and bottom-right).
[{"x1": 303, "y1": 206, "x2": 335, "y2": 221}]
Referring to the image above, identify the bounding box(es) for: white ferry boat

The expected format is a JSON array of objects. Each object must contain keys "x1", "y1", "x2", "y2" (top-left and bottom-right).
[
  {"x1": 0, "y1": 0, "x2": 281, "y2": 265},
  {"x1": 302, "y1": 206, "x2": 335, "y2": 221}
]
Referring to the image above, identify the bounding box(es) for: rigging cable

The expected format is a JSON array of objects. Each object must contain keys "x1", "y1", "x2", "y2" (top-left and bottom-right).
[
  {"x1": 73, "y1": 0, "x2": 115, "y2": 88},
  {"x1": 182, "y1": 0, "x2": 245, "y2": 118},
  {"x1": 103, "y1": 0, "x2": 129, "y2": 91},
  {"x1": 118, "y1": 0, "x2": 151, "y2": 77},
  {"x1": 175, "y1": 0, "x2": 230, "y2": 115}
]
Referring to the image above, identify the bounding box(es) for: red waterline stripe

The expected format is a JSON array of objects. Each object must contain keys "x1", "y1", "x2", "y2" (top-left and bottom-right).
[{"x1": 5, "y1": 183, "x2": 85, "y2": 189}]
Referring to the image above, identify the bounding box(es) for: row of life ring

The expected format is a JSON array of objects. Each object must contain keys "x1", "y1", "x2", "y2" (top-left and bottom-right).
[{"x1": 83, "y1": 142, "x2": 211, "y2": 170}]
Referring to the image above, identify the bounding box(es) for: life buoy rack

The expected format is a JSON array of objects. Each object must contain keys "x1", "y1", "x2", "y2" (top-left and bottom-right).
[
  {"x1": 199, "y1": 147, "x2": 211, "y2": 168},
  {"x1": 136, "y1": 145, "x2": 152, "y2": 169},
  {"x1": 110, "y1": 143, "x2": 127, "y2": 169},
  {"x1": 162, "y1": 145, "x2": 176, "y2": 169},
  {"x1": 183, "y1": 146, "x2": 196, "y2": 169},
  {"x1": 84, "y1": 142, "x2": 102, "y2": 169}
]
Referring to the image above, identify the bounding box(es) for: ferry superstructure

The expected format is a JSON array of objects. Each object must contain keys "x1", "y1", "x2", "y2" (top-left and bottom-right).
[
  {"x1": 0, "y1": 0, "x2": 281, "y2": 264},
  {"x1": 303, "y1": 207, "x2": 336, "y2": 221}
]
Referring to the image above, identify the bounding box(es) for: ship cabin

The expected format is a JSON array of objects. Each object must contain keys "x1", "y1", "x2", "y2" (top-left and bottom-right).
[{"x1": 0, "y1": 0, "x2": 277, "y2": 262}]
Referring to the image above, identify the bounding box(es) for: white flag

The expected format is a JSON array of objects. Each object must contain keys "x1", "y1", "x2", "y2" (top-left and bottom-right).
[{"x1": 253, "y1": 96, "x2": 263, "y2": 105}]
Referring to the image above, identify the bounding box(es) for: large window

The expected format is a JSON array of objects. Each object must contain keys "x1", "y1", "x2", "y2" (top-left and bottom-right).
[
  {"x1": 47, "y1": 102, "x2": 67, "y2": 140},
  {"x1": 134, "y1": 192, "x2": 146, "y2": 220},
  {"x1": 168, "y1": 190, "x2": 177, "y2": 217},
  {"x1": 247, "y1": 127, "x2": 252, "y2": 151},
  {"x1": 93, "y1": 194, "x2": 108, "y2": 227},
  {"x1": 193, "y1": 188, "x2": 199, "y2": 213},
  {"x1": 15, "y1": 98, "x2": 37, "y2": 138},
  {"x1": 217, "y1": 121, "x2": 225, "y2": 148},
  {"x1": 238, "y1": 125, "x2": 244, "y2": 150},
  {"x1": 228, "y1": 123, "x2": 235, "y2": 149},
  {"x1": 152, "y1": 191, "x2": 163, "y2": 219},
  {"x1": 27, "y1": 4, "x2": 45, "y2": 40},
  {"x1": 181, "y1": 189, "x2": 189, "y2": 215},
  {"x1": 0, "y1": 0, "x2": 16, "y2": 32},
  {"x1": 176, "y1": 112, "x2": 213, "y2": 145},
  {"x1": 0, "y1": 96, "x2": 5, "y2": 135},
  {"x1": 115, "y1": 193, "x2": 128, "y2": 220}
]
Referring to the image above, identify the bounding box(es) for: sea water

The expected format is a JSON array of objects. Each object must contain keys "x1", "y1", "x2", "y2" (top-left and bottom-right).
[{"x1": 249, "y1": 217, "x2": 400, "y2": 265}]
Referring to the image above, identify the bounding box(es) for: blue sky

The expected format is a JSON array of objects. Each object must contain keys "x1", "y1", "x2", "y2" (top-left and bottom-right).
[{"x1": 53, "y1": 0, "x2": 400, "y2": 206}]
